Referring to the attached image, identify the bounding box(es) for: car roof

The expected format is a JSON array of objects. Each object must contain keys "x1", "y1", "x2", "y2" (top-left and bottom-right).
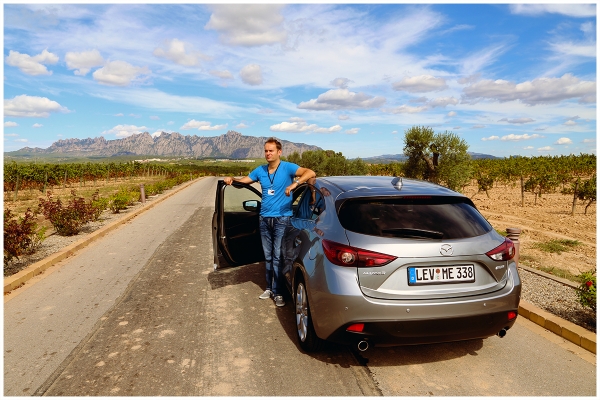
[{"x1": 317, "y1": 175, "x2": 464, "y2": 197}]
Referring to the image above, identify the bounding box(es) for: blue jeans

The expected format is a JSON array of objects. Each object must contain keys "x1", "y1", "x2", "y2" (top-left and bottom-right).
[{"x1": 259, "y1": 216, "x2": 290, "y2": 297}]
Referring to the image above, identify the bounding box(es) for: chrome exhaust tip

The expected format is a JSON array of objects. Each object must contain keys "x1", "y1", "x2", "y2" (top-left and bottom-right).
[
  {"x1": 357, "y1": 340, "x2": 369, "y2": 352},
  {"x1": 496, "y1": 328, "x2": 507, "y2": 338}
]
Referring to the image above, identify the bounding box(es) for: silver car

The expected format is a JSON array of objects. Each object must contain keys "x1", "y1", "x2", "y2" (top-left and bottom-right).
[{"x1": 212, "y1": 176, "x2": 521, "y2": 352}]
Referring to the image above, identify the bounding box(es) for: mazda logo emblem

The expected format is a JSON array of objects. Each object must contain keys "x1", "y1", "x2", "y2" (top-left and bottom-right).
[{"x1": 440, "y1": 244, "x2": 453, "y2": 256}]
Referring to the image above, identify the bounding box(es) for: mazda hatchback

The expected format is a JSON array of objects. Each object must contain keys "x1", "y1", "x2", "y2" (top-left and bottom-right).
[{"x1": 212, "y1": 176, "x2": 521, "y2": 352}]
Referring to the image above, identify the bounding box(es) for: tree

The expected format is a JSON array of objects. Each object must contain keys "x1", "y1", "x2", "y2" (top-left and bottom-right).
[{"x1": 403, "y1": 126, "x2": 471, "y2": 191}]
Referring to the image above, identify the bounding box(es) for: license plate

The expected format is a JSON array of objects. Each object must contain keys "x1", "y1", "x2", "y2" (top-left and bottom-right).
[{"x1": 408, "y1": 265, "x2": 475, "y2": 285}]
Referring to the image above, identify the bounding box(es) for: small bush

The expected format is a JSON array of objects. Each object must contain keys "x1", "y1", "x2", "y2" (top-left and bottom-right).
[
  {"x1": 109, "y1": 188, "x2": 137, "y2": 213},
  {"x1": 90, "y1": 190, "x2": 109, "y2": 221},
  {"x1": 533, "y1": 239, "x2": 581, "y2": 254},
  {"x1": 38, "y1": 190, "x2": 96, "y2": 236},
  {"x1": 4, "y1": 208, "x2": 44, "y2": 265},
  {"x1": 576, "y1": 270, "x2": 596, "y2": 312}
]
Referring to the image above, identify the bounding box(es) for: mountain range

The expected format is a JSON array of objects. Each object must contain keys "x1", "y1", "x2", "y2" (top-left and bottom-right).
[
  {"x1": 7, "y1": 130, "x2": 498, "y2": 161},
  {"x1": 8, "y1": 131, "x2": 322, "y2": 159}
]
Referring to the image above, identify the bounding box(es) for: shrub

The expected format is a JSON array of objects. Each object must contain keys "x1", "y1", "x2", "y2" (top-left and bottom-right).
[
  {"x1": 38, "y1": 190, "x2": 96, "y2": 236},
  {"x1": 576, "y1": 270, "x2": 596, "y2": 312},
  {"x1": 533, "y1": 239, "x2": 581, "y2": 254},
  {"x1": 90, "y1": 190, "x2": 109, "y2": 221},
  {"x1": 109, "y1": 188, "x2": 137, "y2": 213},
  {"x1": 4, "y1": 208, "x2": 44, "y2": 265}
]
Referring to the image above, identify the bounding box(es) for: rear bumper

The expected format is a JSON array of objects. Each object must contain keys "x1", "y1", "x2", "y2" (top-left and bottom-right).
[
  {"x1": 307, "y1": 262, "x2": 521, "y2": 346},
  {"x1": 326, "y1": 310, "x2": 518, "y2": 346}
]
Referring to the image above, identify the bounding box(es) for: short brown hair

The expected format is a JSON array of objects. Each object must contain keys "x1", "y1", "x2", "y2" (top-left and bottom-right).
[{"x1": 265, "y1": 137, "x2": 282, "y2": 151}]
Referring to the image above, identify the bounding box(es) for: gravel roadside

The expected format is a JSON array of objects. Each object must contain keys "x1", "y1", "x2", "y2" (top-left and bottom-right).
[{"x1": 4, "y1": 198, "x2": 596, "y2": 334}]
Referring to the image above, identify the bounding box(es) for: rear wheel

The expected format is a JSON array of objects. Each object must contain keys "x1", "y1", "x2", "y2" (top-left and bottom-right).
[{"x1": 295, "y1": 276, "x2": 324, "y2": 352}]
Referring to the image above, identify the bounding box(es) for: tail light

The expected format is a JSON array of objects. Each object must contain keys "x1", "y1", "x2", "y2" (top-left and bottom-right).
[
  {"x1": 346, "y1": 323, "x2": 365, "y2": 332},
  {"x1": 486, "y1": 238, "x2": 515, "y2": 261},
  {"x1": 507, "y1": 311, "x2": 517, "y2": 320},
  {"x1": 322, "y1": 239, "x2": 397, "y2": 268}
]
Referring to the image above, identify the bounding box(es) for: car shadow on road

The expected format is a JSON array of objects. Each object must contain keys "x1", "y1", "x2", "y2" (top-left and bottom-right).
[{"x1": 207, "y1": 261, "x2": 265, "y2": 291}]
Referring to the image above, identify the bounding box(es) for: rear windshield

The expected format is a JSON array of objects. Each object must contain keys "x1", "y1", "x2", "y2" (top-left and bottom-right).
[{"x1": 338, "y1": 197, "x2": 492, "y2": 239}]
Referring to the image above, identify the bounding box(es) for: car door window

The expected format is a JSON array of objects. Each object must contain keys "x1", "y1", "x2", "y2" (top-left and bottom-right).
[
  {"x1": 223, "y1": 184, "x2": 261, "y2": 212},
  {"x1": 295, "y1": 185, "x2": 324, "y2": 220}
]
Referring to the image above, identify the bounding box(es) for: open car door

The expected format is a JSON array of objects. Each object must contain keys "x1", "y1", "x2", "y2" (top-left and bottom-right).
[{"x1": 212, "y1": 180, "x2": 265, "y2": 270}]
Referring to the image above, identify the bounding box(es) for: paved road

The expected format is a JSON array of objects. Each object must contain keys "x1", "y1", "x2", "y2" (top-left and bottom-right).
[{"x1": 4, "y1": 177, "x2": 596, "y2": 396}]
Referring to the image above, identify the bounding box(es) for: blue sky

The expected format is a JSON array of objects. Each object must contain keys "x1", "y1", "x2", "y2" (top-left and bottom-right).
[{"x1": 3, "y1": 3, "x2": 597, "y2": 158}]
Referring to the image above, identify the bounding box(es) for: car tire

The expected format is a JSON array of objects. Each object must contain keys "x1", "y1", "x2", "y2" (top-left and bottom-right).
[{"x1": 294, "y1": 276, "x2": 324, "y2": 352}]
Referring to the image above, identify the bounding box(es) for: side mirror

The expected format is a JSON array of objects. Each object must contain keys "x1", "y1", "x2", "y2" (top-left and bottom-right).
[{"x1": 243, "y1": 200, "x2": 260, "y2": 212}]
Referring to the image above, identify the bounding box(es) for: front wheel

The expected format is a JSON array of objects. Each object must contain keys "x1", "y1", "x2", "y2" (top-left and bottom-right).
[{"x1": 295, "y1": 277, "x2": 324, "y2": 352}]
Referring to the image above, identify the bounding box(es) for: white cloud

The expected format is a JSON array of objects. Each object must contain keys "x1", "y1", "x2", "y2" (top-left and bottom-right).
[
  {"x1": 471, "y1": 125, "x2": 486, "y2": 129},
  {"x1": 150, "y1": 116, "x2": 160, "y2": 120},
  {"x1": 101, "y1": 124, "x2": 148, "y2": 138},
  {"x1": 337, "y1": 114, "x2": 350, "y2": 120},
  {"x1": 298, "y1": 89, "x2": 386, "y2": 110},
  {"x1": 501, "y1": 133, "x2": 544, "y2": 141},
  {"x1": 153, "y1": 38, "x2": 207, "y2": 67},
  {"x1": 392, "y1": 75, "x2": 448, "y2": 93},
  {"x1": 210, "y1": 70, "x2": 234, "y2": 79},
  {"x1": 537, "y1": 146, "x2": 554, "y2": 152},
  {"x1": 549, "y1": 41, "x2": 596, "y2": 59},
  {"x1": 270, "y1": 117, "x2": 342, "y2": 134},
  {"x1": 383, "y1": 105, "x2": 428, "y2": 114},
  {"x1": 498, "y1": 117, "x2": 535, "y2": 124},
  {"x1": 240, "y1": 64, "x2": 263, "y2": 86},
  {"x1": 65, "y1": 49, "x2": 104, "y2": 75},
  {"x1": 428, "y1": 97, "x2": 459, "y2": 108},
  {"x1": 5, "y1": 49, "x2": 58, "y2": 76},
  {"x1": 524, "y1": 146, "x2": 534, "y2": 150},
  {"x1": 93, "y1": 60, "x2": 150, "y2": 86},
  {"x1": 462, "y1": 73, "x2": 596, "y2": 105},
  {"x1": 151, "y1": 130, "x2": 174, "y2": 138},
  {"x1": 205, "y1": 4, "x2": 287, "y2": 46},
  {"x1": 4, "y1": 95, "x2": 69, "y2": 118},
  {"x1": 345, "y1": 128, "x2": 360, "y2": 135},
  {"x1": 4, "y1": 121, "x2": 19, "y2": 127},
  {"x1": 5, "y1": 133, "x2": 18, "y2": 137},
  {"x1": 15, "y1": 138, "x2": 28, "y2": 143},
  {"x1": 555, "y1": 137, "x2": 573, "y2": 145},
  {"x1": 447, "y1": 111, "x2": 457, "y2": 117},
  {"x1": 391, "y1": 130, "x2": 398, "y2": 135},
  {"x1": 582, "y1": 138, "x2": 595, "y2": 143},
  {"x1": 180, "y1": 120, "x2": 228, "y2": 131},
  {"x1": 236, "y1": 123, "x2": 249, "y2": 129},
  {"x1": 564, "y1": 120, "x2": 578, "y2": 126},
  {"x1": 32, "y1": 123, "x2": 43, "y2": 128},
  {"x1": 509, "y1": 4, "x2": 595, "y2": 18},
  {"x1": 481, "y1": 136, "x2": 500, "y2": 141},
  {"x1": 331, "y1": 78, "x2": 353, "y2": 89},
  {"x1": 114, "y1": 113, "x2": 124, "y2": 117}
]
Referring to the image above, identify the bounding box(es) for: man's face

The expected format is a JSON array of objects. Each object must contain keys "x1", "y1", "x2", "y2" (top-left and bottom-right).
[{"x1": 264, "y1": 143, "x2": 281, "y2": 163}]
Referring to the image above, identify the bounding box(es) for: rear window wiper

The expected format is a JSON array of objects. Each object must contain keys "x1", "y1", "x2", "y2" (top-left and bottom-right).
[{"x1": 380, "y1": 228, "x2": 444, "y2": 239}]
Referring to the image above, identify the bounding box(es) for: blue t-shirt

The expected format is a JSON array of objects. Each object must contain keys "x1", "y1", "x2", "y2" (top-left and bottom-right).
[{"x1": 249, "y1": 161, "x2": 300, "y2": 217}]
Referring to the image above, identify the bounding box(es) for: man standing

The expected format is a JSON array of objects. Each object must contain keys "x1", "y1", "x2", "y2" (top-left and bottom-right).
[{"x1": 223, "y1": 137, "x2": 316, "y2": 307}]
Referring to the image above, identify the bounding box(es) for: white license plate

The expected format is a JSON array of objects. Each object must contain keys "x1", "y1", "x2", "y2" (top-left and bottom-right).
[{"x1": 408, "y1": 265, "x2": 475, "y2": 285}]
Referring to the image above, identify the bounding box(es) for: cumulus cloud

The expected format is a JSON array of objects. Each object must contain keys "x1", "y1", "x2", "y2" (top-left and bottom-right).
[
  {"x1": 151, "y1": 130, "x2": 174, "y2": 138},
  {"x1": 537, "y1": 146, "x2": 553, "y2": 151},
  {"x1": 392, "y1": 75, "x2": 448, "y2": 93},
  {"x1": 5, "y1": 133, "x2": 18, "y2": 137},
  {"x1": 582, "y1": 138, "x2": 596, "y2": 143},
  {"x1": 462, "y1": 73, "x2": 596, "y2": 105},
  {"x1": 153, "y1": 39, "x2": 208, "y2": 67},
  {"x1": 236, "y1": 123, "x2": 249, "y2": 129},
  {"x1": 4, "y1": 121, "x2": 18, "y2": 127},
  {"x1": 32, "y1": 123, "x2": 43, "y2": 128},
  {"x1": 6, "y1": 49, "x2": 59, "y2": 76},
  {"x1": 180, "y1": 120, "x2": 228, "y2": 131},
  {"x1": 564, "y1": 120, "x2": 578, "y2": 126},
  {"x1": 114, "y1": 113, "x2": 124, "y2": 117},
  {"x1": 447, "y1": 111, "x2": 457, "y2": 117},
  {"x1": 331, "y1": 78, "x2": 353, "y2": 89},
  {"x1": 481, "y1": 136, "x2": 500, "y2": 141},
  {"x1": 240, "y1": 64, "x2": 263, "y2": 86},
  {"x1": 498, "y1": 117, "x2": 535, "y2": 124},
  {"x1": 93, "y1": 60, "x2": 150, "y2": 86},
  {"x1": 205, "y1": 4, "x2": 287, "y2": 46},
  {"x1": 298, "y1": 89, "x2": 385, "y2": 110},
  {"x1": 428, "y1": 97, "x2": 459, "y2": 108},
  {"x1": 509, "y1": 4, "x2": 595, "y2": 18},
  {"x1": 210, "y1": 70, "x2": 234, "y2": 79},
  {"x1": 4, "y1": 95, "x2": 69, "y2": 118},
  {"x1": 383, "y1": 105, "x2": 428, "y2": 114},
  {"x1": 65, "y1": 49, "x2": 104, "y2": 75},
  {"x1": 15, "y1": 138, "x2": 28, "y2": 143},
  {"x1": 555, "y1": 137, "x2": 573, "y2": 145},
  {"x1": 338, "y1": 114, "x2": 350, "y2": 120},
  {"x1": 501, "y1": 133, "x2": 544, "y2": 141},
  {"x1": 270, "y1": 117, "x2": 342, "y2": 134},
  {"x1": 101, "y1": 124, "x2": 148, "y2": 138},
  {"x1": 345, "y1": 128, "x2": 360, "y2": 135},
  {"x1": 150, "y1": 116, "x2": 160, "y2": 120}
]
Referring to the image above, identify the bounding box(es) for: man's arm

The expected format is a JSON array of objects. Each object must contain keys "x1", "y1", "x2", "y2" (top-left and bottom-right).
[
  {"x1": 223, "y1": 176, "x2": 254, "y2": 185},
  {"x1": 285, "y1": 167, "x2": 316, "y2": 196}
]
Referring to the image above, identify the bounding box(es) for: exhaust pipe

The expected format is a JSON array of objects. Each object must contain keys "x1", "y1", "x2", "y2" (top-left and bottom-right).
[
  {"x1": 496, "y1": 328, "x2": 507, "y2": 338},
  {"x1": 357, "y1": 340, "x2": 369, "y2": 352}
]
